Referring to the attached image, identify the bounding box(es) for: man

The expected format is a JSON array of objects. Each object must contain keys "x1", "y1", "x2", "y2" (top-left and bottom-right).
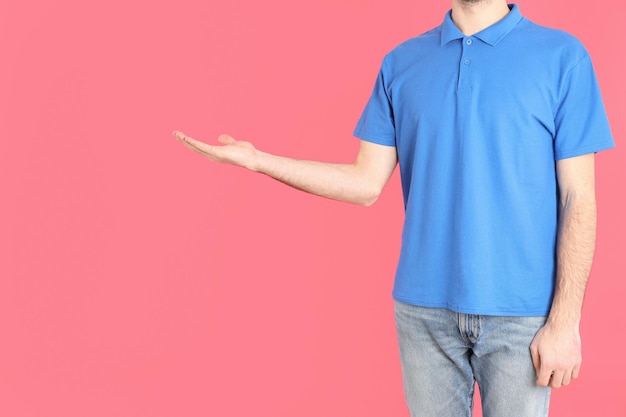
[{"x1": 173, "y1": 1, "x2": 614, "y2": 415}]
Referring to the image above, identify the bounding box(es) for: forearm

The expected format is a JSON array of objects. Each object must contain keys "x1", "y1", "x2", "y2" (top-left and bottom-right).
[
  {"x1": 547, "y1": 195, "x2": 597, "y2": 327},
  {"x1": 530, "y1": 154, "x2": 596, "y2": 388},
  {"x1": 173, "y1": 131, "x2": 397, "y2": 206},
  {"x1": 251, "y1": 151, "x2": 381, "y2": 206}
]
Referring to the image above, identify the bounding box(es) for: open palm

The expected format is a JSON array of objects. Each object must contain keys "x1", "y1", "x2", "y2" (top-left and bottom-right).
[{"x1": 173, "y1": 131, "x2": 258, "y2": 169}]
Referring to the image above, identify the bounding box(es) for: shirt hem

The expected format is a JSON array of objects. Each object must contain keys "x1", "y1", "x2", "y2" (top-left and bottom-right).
[{"x1": 392, "y1": 293, "x2": 550, "y2": 317}]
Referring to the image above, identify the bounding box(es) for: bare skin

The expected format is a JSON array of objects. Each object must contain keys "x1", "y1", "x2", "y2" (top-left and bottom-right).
[
  {"x1": 451, "y1": 0, "x2": 510, "y2": 35},
  {"x1": 530, "y1": 153, "x2": 596, "y2": 388},
  {"x1": 173, "y1": 131, "x2": 398, "y2": 206},
  {"x1": 174, "y1": 0, "x2": 598, "y2": 391}
]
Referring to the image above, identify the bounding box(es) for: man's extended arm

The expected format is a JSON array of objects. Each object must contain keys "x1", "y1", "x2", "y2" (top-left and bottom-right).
[
  {"x1": 530, "y1": 153, "x2": 597, "y2": 388},
  {"x1": 172, "y1": 131, "x2": 398, "y2": 206}
]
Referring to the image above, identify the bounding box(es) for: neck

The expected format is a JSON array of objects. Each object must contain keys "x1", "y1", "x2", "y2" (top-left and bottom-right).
[{"x1": 451, "y1": 0, "x2": 510, "y2": 36}]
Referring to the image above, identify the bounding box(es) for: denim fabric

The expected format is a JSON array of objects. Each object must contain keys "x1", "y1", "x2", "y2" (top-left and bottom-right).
[{"x1": 394, "y1": 301, "x2": 551, "y2": 417}]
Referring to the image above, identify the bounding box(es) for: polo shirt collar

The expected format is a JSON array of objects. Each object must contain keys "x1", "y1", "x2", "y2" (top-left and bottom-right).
[{"x1": 440, "y1": 4, "x2": 523, "y2": 46}]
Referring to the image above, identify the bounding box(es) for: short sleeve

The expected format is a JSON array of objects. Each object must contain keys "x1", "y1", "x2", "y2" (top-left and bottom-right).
[
  {"x1": 353, "y1": 57, "x2": 396, "y2": 147},
  {"x1": 553, "y1": 54, "x2": 615, "y2": 160}
]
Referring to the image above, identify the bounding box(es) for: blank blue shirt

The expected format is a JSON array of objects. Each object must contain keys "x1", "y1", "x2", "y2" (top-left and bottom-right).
[{"x1": 354, "y1": 4, "x2": 615, "y2": 315}]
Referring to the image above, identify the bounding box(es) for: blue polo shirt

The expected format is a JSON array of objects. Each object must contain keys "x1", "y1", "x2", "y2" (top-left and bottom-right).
[{"x1": 354, "y1": 4, "x2": 614, "y2": 315}]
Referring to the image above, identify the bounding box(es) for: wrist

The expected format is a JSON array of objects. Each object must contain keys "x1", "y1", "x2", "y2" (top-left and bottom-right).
[
  {"x1": 246, "y1": 149, "x2": 267, "y2": 172},
  {"x1": 545, "y1": 311, "x2": 581, "y2": 329}
]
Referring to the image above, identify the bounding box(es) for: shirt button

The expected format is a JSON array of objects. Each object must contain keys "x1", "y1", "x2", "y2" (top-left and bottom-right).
[
  {"x1": 466, "y1": 38, "x2": 473, "y2": 45},
  {"x1": 464, "y1": 59, "x2": 471, "y2": 65}
]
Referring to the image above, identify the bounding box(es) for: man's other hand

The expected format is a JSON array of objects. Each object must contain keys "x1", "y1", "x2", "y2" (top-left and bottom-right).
[{"x1": 530, "y1": 321, "x2": 582, "y2": 388}]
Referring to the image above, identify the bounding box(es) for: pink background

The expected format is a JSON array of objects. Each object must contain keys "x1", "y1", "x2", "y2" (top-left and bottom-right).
[{"x1": 1, "y1": 0, "x2": 624, "y2": 416}]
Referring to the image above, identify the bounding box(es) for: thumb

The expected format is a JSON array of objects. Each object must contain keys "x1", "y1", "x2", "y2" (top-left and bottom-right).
[{"x1": 218, "y1": 134, "x2": 236, "y2": 145}]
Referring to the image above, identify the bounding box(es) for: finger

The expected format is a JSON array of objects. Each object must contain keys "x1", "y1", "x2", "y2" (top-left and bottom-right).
[
  {"x1": 173, "y1": 131, "x2": 205, "y2": 150},
  {"x1": 177, "y1": 133, "x2": 206, "y2": 149},
  {"x1": 182, "y1": 138, "x2": 223, "y2": 162},
  {"x1": 530, "y1": 345, "x2": 540, "y2": 377},
  {"x1": 218, "y1": 134, "x2": 236, "y2": 145},
  {"x1": 572, "y1": 363, "x2": 581, "y2": 379},
  {"x1": 549, "y1": 370, "x2": 565, "y2": 389},
  {"x1": 536, "y1": 364, "x2": 553, "y2": 387},
  {"x1": 173, "y1": 131, "x2": 196, "y2": 146},
  {"x1": 183, "y1": 139, "x2": 213, "y2": 156},
  {"x1": 561, "y1": 370, "x2": 572, "y2": 386}
]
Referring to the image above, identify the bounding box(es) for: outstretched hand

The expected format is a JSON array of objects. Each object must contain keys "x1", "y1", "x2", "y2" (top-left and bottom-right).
[{"x1": 172, "y1": 131, "x2": 258, "y2": 169}]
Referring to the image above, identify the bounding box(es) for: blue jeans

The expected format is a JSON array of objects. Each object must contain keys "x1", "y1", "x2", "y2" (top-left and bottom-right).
[{"x1": 394, "y1": 301, "x2": 551, "y2": 417}]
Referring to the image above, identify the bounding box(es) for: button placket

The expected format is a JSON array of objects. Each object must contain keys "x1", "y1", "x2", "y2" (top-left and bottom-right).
[
  {"x1": 463, "y1": 37, "x2": 472, "y2": 66},
  {"x1": 458, "y1": 37, "x2": 473, "y2": 90}
]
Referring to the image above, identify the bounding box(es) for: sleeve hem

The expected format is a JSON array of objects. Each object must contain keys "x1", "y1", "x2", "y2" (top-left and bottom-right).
[
  {"x1": 353, "y1": 129, "x2": 396, "y2": 147},
  {"x1": 555, "y1": 140, "x2": 615, "y2": 160}
]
